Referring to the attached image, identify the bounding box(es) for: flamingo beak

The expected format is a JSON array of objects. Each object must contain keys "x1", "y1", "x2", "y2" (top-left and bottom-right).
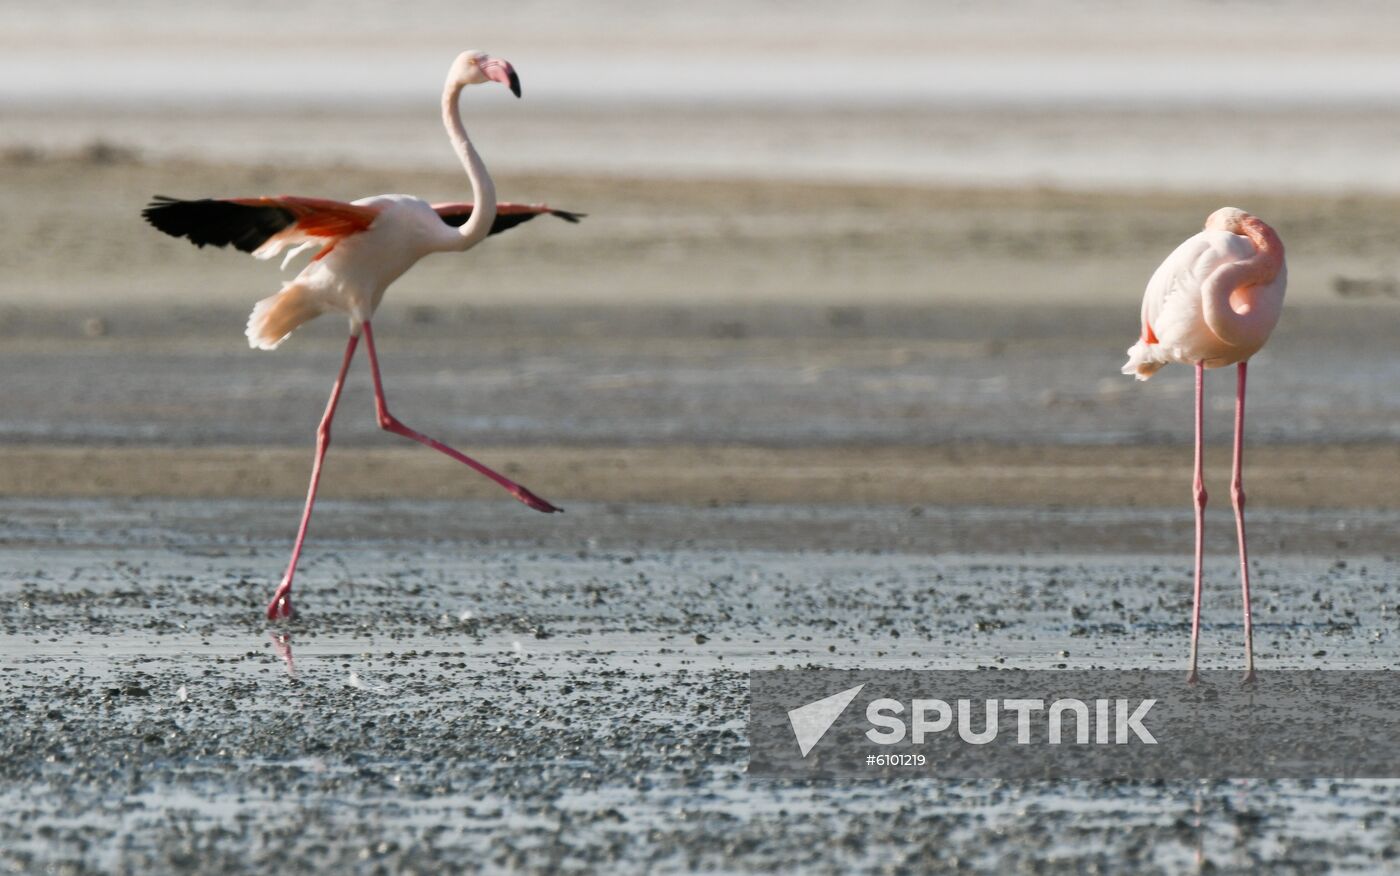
[{"x1": 481, "y1": 58, "x2": 521, "y2": 98}]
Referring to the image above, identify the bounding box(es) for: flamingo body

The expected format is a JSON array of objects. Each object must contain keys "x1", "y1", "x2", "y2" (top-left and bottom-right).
[
  {"x1": 1123, "y1": 208, "x2": 1286, "y2": 380},
  {"x1": 252, "y1": 195, "x2": 467, "y2": 346},
  {"x1": 143, "y1": 194, "x2": 581, "y2": 349}
]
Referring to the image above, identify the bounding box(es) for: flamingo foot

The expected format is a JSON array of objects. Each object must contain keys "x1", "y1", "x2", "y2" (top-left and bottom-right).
[
  {"x1": 266, "y1": 579, "x2": 296, "y2": 621},
  {"x1": 1241, "y1": 669, "x2": 1257, "y2": 685},
  {"x1": 1186, "y1": 670, "x2": 1200, "y2": 686},
  {"x1": 512, "y1": 485, "x2": 563, "y2": 514}
]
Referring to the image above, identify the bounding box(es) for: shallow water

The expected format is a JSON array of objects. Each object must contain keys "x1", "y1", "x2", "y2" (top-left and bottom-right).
[
  {"x1": 4, "y1": 304, "x2": 1400, "y2": 449},
  {"x1": 1, "y1": 498, "x2": 1397, "y2": 872}
]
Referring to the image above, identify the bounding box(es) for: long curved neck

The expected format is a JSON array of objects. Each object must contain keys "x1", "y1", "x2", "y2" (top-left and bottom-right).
[
  {"x1": 1202, "y1": 217, "x2": 1285, "y2": 350},
  {"x1": 442, "y1": 81, "x2": 497, "y2": 251}
]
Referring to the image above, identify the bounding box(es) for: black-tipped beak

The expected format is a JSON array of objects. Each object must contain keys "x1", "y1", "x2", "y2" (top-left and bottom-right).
[{"x1": 482, "y1": 58, "x2": 522, "y2": 98}]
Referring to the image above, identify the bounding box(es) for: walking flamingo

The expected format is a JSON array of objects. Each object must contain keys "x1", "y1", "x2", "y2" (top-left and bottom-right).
[
  {"x1": 141, "y1": 51, "x2": 582, "y2": 619},
  {"x1": 1122, "y1": 207, "x2": 1287, "y2": 682}
]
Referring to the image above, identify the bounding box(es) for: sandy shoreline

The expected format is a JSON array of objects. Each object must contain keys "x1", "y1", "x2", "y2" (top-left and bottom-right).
[
  {"x1": 9, "y1": 152, "x2": 1400, "y2": 309},
  {"x1": 2, "y1": 443, "x2": 1398, "y2": 511},
  {"x1": 4, "y1": 154, "x2": 1398, "y2": 525},
  {"x1": 5, "y1": 154, "x2": 1399, "y2": 517}
]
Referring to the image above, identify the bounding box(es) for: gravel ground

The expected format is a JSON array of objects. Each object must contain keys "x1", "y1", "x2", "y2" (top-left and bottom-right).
[{"x1": 2, "y1": 499, "x2": 1397, "y2": 874}]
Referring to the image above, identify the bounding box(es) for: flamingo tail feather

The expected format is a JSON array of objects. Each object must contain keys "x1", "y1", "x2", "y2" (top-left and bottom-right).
[
  {"x1": 1122, "y1": 340, "x2": 1169, "y2": 381},
  {"x1": 247, "y1": 283, "x2": 322, "y2": 350}
]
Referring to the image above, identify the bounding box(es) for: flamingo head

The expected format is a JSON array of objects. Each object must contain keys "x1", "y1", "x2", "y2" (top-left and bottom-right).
[
  {"x1": 450, "y1": 51, "x2": 521, "y2": 98},
  {"x1": 1204, "y1": 207, "x2": 1250, "y2": 234}
]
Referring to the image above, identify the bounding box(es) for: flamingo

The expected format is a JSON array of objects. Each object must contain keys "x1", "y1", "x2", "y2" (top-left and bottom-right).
[
  {"x1": 142, "y1": 51, "x2": 582, "y2": 620},
  {"x1": 1122, "y1": 207, "x2": 1287, "y2": 683}
]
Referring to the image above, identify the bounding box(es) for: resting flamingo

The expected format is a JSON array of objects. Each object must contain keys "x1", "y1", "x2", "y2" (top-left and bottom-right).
[
  {"x1": 1123, "y1": 207, "x2": 1286, "y2": 683},
  {"x1": 142, "y1": 51, "x2": 581, "y2": 619}
]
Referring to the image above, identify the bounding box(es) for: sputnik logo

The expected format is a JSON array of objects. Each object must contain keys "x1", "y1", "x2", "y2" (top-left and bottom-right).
[{"x1": 787, "y1": 684, "x2": 865, "y2": 757}]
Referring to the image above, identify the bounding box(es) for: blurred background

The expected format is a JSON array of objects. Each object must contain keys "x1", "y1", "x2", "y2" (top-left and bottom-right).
[{"x1": 2, "y1": 0, "x2": 1399, "y2": 499}]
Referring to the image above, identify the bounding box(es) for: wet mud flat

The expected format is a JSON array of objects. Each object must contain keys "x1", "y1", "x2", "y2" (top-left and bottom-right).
[{"x1": 2, "y1": 499, "x2": 1398, "y2": 873}]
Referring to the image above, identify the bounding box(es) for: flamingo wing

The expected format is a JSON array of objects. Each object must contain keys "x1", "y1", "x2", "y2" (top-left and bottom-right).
[
  {"x1": 142, "y1": 195, "x2": 381, "y2": 261},
  {"x1": 1142, "y1": 231, "x2": 1256, "y2": 346},
  {"x1": 432, "y1": 202, "x2": 585, "y2": 235}
]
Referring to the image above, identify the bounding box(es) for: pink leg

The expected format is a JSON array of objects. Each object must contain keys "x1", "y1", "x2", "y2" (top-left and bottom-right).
[
  {"x1": 266, "y1": 334, "x2": 360, "y2": 620},
  {"x1": 1187, "y1": 361, "x2": 1207, "y2": 684},
  {"x1": 360, "y1": 321, "x2": 562, "y2": 513},
  {"x1": 1232, "y1": 362, "x2": 1256, "y2": 682}
]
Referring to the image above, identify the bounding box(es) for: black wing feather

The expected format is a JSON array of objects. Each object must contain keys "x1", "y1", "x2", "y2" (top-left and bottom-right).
[
  {"x1": 142, "y1": 196, "x2": 297, "y2": 253},
  {"x1": 540, "y1": 209, "x2": 585, "y2": 224},
  {"x1": 439, "y1": 207, "x2": 587, "y2": 235}
]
